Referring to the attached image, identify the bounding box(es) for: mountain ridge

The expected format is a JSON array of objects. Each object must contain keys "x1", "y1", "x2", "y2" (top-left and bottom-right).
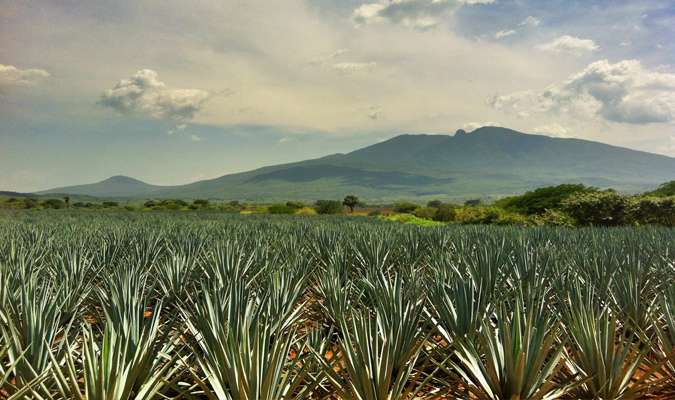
[{"x1": 33, "y1": 127, "x2": 675, "y2": 202}]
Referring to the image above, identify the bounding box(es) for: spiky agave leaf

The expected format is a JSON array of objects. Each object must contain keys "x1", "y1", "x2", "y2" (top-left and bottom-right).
[
  {"x1": 445, "y1": 294, "x2": 583, "y2": 400},
  {"x1": 183, "y1": 281, "x2": 318, "y2": 400}
]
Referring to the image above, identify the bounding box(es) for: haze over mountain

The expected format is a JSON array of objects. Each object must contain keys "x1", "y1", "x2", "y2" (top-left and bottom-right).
[{"x1": 36, "y1": 127, "x2": 675, "y2": 202}]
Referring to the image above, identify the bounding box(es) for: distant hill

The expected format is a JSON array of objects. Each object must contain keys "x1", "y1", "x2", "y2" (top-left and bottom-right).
[
  {"x1": 35, "y1": 127, "x2": 675, "y2": 202},
  {"x1": 36, "y1": 175, "x2": 167, "y2": 198}
]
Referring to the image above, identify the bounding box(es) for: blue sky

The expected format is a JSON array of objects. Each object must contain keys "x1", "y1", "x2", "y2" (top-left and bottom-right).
[{"x1": 1, "y1": 0, "x2": 674, "y2": 191}]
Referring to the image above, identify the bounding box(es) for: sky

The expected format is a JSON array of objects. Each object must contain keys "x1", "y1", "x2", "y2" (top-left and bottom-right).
[{"x1": 1, "y1": 0, "x2": 674, "y2": 191}]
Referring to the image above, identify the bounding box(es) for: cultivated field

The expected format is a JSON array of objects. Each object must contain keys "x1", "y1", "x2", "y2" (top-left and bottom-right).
[{"x1": 2, "y1": 211, "x2": 675, "y2": 399}]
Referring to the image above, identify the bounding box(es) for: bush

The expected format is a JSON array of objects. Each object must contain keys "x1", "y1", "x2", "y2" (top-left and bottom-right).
[
  {"x1": 561, "y1": 192, "x2": 636, "y2": 226},
  {"x1": 42, "y1": 199, "x2": 66, "y2": 209},
  {"x1": 102, "y1": 201, "x2": 119, "y2": 207},
  {"x1": 368, "y1": 209, "x2": 382, "y2": 217},
  {"x1": 193, "y1": 199, "x2": 210, "y2": 207},
  {"x1": 296, "y1": 207, "x2": 317, "y2": 214},
  {"x1": 286, "y1": 201, "x2": 306, "y2": 209},
  {"x1": 124, "y1": 205, "x2": 139, "y2": 211},
  {"x1": 316, "y1": 200, "x2": 344, "y2": 215},
  {"x1": 433, "y1": 203, "x2": 456, "y2": 222},
  {"x1": 250, "y1": 206, "x2": 270, "y2": 214},
  {"x1": 393, "y1": 202, "x2": 420, "y2": 214},
  {"x1": 268, "y1": 204, "x2": 297, "y2": 214},
  {"x1": 494, "y1": 183, "x2": 598, "y2": 215},
  {"x1": 143, "y1": 200, "x2": 160, "y2": 208},
  {"x1": 427, "y1": 199, "x2": 442, "y2": 208},
  {"x1": 188, "y1": 204, "x2": 204, "y2": 210},
  {"x1": 413, "y1": 207, "x2": 437, "y2": 220}
]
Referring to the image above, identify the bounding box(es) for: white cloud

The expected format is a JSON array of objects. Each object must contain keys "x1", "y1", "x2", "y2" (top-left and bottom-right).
[
  {"x1": 352, "y1": 0, "x2": 494, "y2": 30},
  {"x1": 190, "y1": 135, "x2": 202, "y2": 141},
  {"x1": 519, "y1": 16, "x2": 540, "y2": 27},
  {"x1": 539, "y1": 35, "x2": 599, "y2": 55},
  {"x1": 167, "y1": 124, "x2": 187, "y2": 134},
  {"x1": 310, "y1": 49, "x2": 349, "y2": 66},
  {"x1": 278, "y1": 137, "x2": 292, "y2": 143},
  {"x1": 0, "y1": 64, "x2": 50, "y2": 89},
  {"x1": 99, "y1": 69, "x2": 211, "y2": 120},
  {"x1": 331, "y1": 62, "x2": 377, "y2": 72},
  {"x1": 462, "y1": 121, "x2": 500, "y2": 132},
  {"x1": 491, "y1": 60, "x2": 675, "y2": 125},
  {"x1": 495, "y1": 29, "x2": 517, "y2": 39},
  {"x1": 532, "y1": 123, "x2": 576, "y2": 138}
]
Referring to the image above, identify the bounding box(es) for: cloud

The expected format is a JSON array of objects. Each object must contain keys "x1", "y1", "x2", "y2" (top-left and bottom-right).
[
  {"x1": 310, "y1": 49, "x2": 349, "y2": 66},
  {"x1": 167, "y1": 124, "x2": 187, "y2": 134},
  {"x1": 539, "y1": 35, "x2": 599, "y2": 55},
  {"x1": 352, "y1": 0, "x2": 494, "y2": 30},
  {"x1": 278, "y1": 137, "x2": 292, "y2": 143},
  {"x1": 518, "y1": 16, "x2": 540, "y2": 27},
  {"x1": 495, "y1": 29, "x2": 516, "y2": 39},
  {"x1": 190, "y1": 135, "x2": 202, "y2": 141},
  {"x1": 0, "y1": 64, "x2": 50, "y2": 89},
  {"x1": 99, "y1": 69, "x2": 211, "y2": 120},
  {"x1": 490, "y1": 60, "x2": 675, "y2": 125},
  {"x1": 331, "y1": 62, "x2": 377, "y2": 72},
  {"x1": 462, "y1": 121, "x2": 500, "y2": 132},
  {"x1": 532, "y1": 123, "x2": 576, "y2": 138},
  {"x1": 365, "y1": 105, "x2": 383, "y2": 120}
]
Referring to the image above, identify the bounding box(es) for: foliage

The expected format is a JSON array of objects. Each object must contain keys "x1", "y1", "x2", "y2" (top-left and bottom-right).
[
  {"x1": 0, "y1": 212, "x2": 675, "y2": 399},
  {"x1": 268, "y1": 204, "x2": 297, "y2": 214},
  {"x1": 296, "y1": 207, "x2": 317, "y2": 214},
  {"x1": 645, "y1": 180, "x2": 675, "y2": 197},
  {"x1": 393, "y1": 202, "x2": 420, "y2": 213},
  {"x1": 193, "y1": 199, "x2": 210, "y2": 207},
  {"x1": 42, "y1": 198, "x2": 66, "y2": 209},
  {"x1": 433, "y1": 203, "x2": 456, "y2": 222},
  {"x1": 495, "y1": 183, "x2": 598, "y2": 215},
  {"x1": 102, "y1": 201, "x2": 119, "y2": 207},
  {"x1": 412, "y1": 206, "x2": 437, "y2": 220},
  {"x1": 561, "y1": 192, "x2": 637, "y2": 226},
  {"x1": 286, "y1": 201, "x2": 306, "y2": 209},
  {"x1": 464, "y1": 199, "x2": 484, "y2": 206},
  {"x1": 343, "y1": 195, "x2": 360, "y2": 213},
  {"x1": 427, "y1": 199, "x2": 442, "y2": 208},
  {"x1": 316, "y1": 200, "x2": 344, "y2": 214},
  {"x1": 368, "y1": 209, "x2": 382, "y2": 217}
]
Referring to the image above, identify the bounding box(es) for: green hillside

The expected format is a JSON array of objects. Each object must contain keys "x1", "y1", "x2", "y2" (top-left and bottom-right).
[{"x1": 35, "y1": 127, "x2": 675, "y2": 202}]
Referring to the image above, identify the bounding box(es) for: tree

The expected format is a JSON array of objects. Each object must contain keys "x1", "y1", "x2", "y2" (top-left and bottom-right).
[
  {"x1": 494, "y1": 183, "x2": 598, "y2": 215},
  {"x1": 561, "y1": 192, "x2": 636, "y2": 226},
  {"x1": 42, "y1": 198, "x2": 66, "y2": 209},
  {"x1": 343, "y1": 195, "x2": 359, "y2": 213},
  {"x1": 286, "y1": 201, "x2": 306, "y2": 209},
  {"x1": 143, "y1": 200, "x2": 160, "y2": 208},
  {"x1": 433, "y1": 203, "x2": 456, "y2": 222},
  {"x1": 63, "y1": 196, "x2": 70, "y2": 210},
  {"x1": 102, "y1": 201, "x2": 119, "y2": 207},
  {"x1": 229, "y1": 200, "x2": 240, "y2": 207},
  {"x1": 316, "y1": 200, "x2": 344, "y2": 215},
  {"x1": 194, "y1": 199, "x2": 210, "y2": 207},
  {"x1": 393, "y1": 202, "x2": 420, "y2": 214},
  {"x1": 427, "y1": 199, "x2": 442, "y2": 208},
  {"x1": 464, "y1": 199, "x2": 484, "y2": 206},
  {"x1": 645, "y1": 181, "x2": 675, "y2": 197}
]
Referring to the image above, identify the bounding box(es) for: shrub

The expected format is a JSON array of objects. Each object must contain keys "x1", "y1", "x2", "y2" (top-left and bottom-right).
[
  {"x1": 368, "y1": 209, "x2": 382, "y2": 217},
  {"x1": 433, "y1": 203, "x2": 456, "y2": 222},
  {"x1": 316, "y1": 200, "x2": 344, "y2": 215},
  {"x1": 561, "y1": 192, "x2": 636, "y2": 226},
  {"x1": 393, "y1": 202, "x2": 420, "y2": 214},
  {"x1": 42, "y1": 199, "x2": 66, "y2": 209},
  {"x1": 144, "y1": 200, "x2": 160, "y2": 208},
  {"x1": 427, "y1": 199, "x2": 442, "y2": 208},
  {"x1": 286, "y1": 201, "x2": 306, "y2": 209},
  {"x1": 102, "y1": 201, "x2": 119, "y2": 207},
  {"x1": 193, "y1": 199, "x2": 210, "y2": 207},
  {"x1": 250, "y1": 206, "x2": 270, "y2": 214},
  {"x1": 268, "y1": 204, "x2": 297, "y2": 214},
  {"x1": 296, "y1": 207, "x2": 317, "y2": 214},
  {"x1": 188, "y1": 204, "x2": 204, "y2": 210},
  {"x1": 413, "y1": 207, "x2": 437, "y2": 220},
  {"x1": 124, "y1": 205, "x2": 139, "y2": 211}
]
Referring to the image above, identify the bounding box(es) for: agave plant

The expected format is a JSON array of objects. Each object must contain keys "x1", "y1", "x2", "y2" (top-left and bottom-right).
[
  {"x1": 316, "y1": 272, "x2": 434, "y2": 400},
  {"x1": 183, "y1": 281, "x2": 318, "y2": 400},
  {"x1": 444, "y1": 293, "x2": 583, "y2": 400}
]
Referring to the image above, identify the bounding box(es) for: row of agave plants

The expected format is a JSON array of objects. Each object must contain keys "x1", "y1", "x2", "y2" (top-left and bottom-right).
[{"x1": 1, "y1": 211, "x2": 675, "y2": 399}]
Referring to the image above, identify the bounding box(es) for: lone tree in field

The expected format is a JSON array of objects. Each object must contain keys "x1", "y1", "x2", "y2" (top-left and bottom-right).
[
  {"x1": 63, "y1": 196, "x2": 70, "y2": 210},
  {"x1": 343, "y1": 195, "x2": 359, "y2": 213}
]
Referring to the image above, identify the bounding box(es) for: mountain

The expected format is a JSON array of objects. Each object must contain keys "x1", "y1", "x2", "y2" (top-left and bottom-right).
[
  {"x1": 36, "y1": 175, "x2": 167, "y2": 198},
  {"x1": 36, "y1": 127, "x2": 675, "y2": 202}
]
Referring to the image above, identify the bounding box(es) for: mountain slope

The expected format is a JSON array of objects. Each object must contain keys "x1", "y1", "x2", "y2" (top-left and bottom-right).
[
  {"x1": 36, "y1": 127, "x2": 675, "y2": 201},
  {"x1": 36, "y1": 175, "x2": 167, "y2": 197}
]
